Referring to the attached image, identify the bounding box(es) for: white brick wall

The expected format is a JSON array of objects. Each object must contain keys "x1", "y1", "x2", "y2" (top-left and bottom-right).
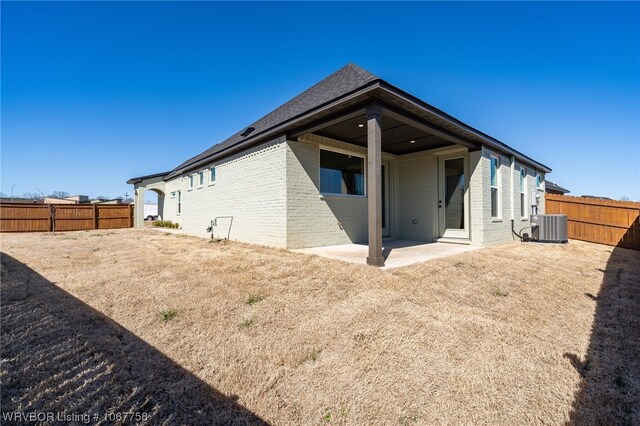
[
  {"x1": 395, "y1": 154, "x2": 437, "y2": 241},
  {"x1": 154, "y1": 132, "x2": 545, "y2": 249},
  {"x1": 162, "y1": 137, "x2": 288, "y2": 247},
  {"x1": 471, "y1": 147, "x2": 547, "y2": 245},
  {"x1": 285, "y1": 135, "x2": 368, "y2": 249},
  {"x1": 469, "y1": 150, "x2": 484, "y2": 244}
]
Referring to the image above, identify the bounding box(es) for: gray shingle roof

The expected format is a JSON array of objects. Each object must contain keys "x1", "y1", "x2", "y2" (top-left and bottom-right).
[
  {"x1": 157, "y1": 62, "x2": 551, "y2": 181},
  {"x1": 168, "y1": 64, "x2": 379, "y2": 177},
  {"x1": 545, "y1": 181, "x2": 570, "y2": 194}
]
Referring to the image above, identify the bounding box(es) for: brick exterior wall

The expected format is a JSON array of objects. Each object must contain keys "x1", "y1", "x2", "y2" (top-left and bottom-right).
[
  {"x1": 153, "y1": 134, "x2": 545, "y2": 249},
  {"x1": 395, "y1": 153, "x2": 438, "y2": 241},
  {"x1": 162, "y1": 137, "x2": 288, "y2": 247},
  {"x1": 285, "y1": 135, "x2": 368, "y2": 249},
  {"x1": 471, "y1": 147, "x2": 546, "y2": 245}
]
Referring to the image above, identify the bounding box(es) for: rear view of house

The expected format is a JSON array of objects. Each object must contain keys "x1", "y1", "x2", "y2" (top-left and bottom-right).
[{"x1": 128, "y1": 64, "x2": 550, "y2": 266}]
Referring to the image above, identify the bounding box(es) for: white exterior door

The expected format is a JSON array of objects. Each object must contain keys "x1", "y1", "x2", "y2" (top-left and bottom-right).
[{"x1": 438, "y1": 154, "x2": 469, "y2": 239}]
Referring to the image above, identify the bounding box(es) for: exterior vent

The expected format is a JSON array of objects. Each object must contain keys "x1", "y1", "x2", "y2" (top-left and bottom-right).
[
  {"x1": 240, "y1": 126, "x2": 255, "y2": 137},
  {"x1": 530, "y1": 214, "x2": 568, "y2": 243}
]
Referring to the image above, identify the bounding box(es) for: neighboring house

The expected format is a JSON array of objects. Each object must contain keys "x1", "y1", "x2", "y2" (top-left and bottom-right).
[
  {"x1": 43, "y1": 197, "x2": 79, "y2": 204},
  {"x1": 90, "y1": 198, "x2": 124, "y2": 204},
  {"x1": 66, "y1": 195, "x2": 90, "y2": 203},
  {"x1": 545, "y1": 181, "x2": 570, "y2": 195},
  {"x1": 581, "y1": 195, "x2": 613, "y2": 201},
  {"x1": 128, "y1": 64, "x2": 550, "y2": 266},
  {"x1": 43, "y1": 195, "x2": 91, "y2": 204},
  {"x1": 0, "y1": 197, "x2": 40, "y2": 204}
]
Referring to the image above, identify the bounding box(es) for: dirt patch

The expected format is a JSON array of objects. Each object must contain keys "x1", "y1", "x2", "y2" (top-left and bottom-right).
[{"x1": 1, "y1": 229, "x2": 638, "y2": 424}]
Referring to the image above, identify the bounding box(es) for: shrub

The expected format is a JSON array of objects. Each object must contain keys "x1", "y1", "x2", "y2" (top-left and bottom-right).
[{"x1": 153, "y1": 220, "x2": 179, "y2": 229}]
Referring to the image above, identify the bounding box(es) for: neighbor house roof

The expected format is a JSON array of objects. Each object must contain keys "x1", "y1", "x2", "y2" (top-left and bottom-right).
[
  {"x1": 545, "y1": 181, "x2": 570, "y2": 194},
  {"x1": 159, "y1": 63, "x2": 551, "y2": 180}
]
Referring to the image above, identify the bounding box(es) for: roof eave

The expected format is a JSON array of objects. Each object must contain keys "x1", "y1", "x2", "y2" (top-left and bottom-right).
[
  {"x1": 166, "y1": 78, "x2": 552, "y2": 179},
  {"x1": 127, "y1": 171, "x2": 171, "y2": 185},
  {"x1": 375, "y1": 82, "x2": 552, "y2": 173},
  {"x1": 165, "y1": 81, "x2": 384, "y2": 180}
]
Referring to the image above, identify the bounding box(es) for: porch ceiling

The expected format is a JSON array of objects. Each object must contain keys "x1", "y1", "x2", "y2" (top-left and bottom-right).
[{"x1": 314, "y1": 113, "x2": 455, "y2": 155}]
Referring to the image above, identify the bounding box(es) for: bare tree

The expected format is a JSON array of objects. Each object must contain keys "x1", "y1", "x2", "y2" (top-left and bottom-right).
[
  {"x1": 22, "y1": 192, "x2": 43, "y2": 202},
  {"x1": 48, "y1": 190, "x2": 70, "y2": 199}
]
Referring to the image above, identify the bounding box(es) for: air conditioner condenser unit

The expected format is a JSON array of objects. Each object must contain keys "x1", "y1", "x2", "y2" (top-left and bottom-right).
[{"x1": 530, "y1": 214, "x2": 568, "y2": 243}]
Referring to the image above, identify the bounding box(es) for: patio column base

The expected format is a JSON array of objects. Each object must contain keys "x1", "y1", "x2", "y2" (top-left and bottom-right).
[{"x1": 366, "y1": 256, "x2": 385, "y2": 267}]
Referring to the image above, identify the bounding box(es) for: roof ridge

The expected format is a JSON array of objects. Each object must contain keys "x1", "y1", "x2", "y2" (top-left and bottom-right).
[{"x1": 345, "y1": 63, "x2": 379, "y2": 81}]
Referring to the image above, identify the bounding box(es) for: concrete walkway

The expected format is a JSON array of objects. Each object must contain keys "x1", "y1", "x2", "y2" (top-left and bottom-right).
[{"x1": 292, "y1": 240, "x2": 481, "y2": 269}]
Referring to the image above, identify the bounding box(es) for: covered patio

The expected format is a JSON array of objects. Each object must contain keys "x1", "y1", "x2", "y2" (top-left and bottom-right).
[
  {"x1": 288, "y1": 98, "x2": 481, "y2": 267},
  {"x1": 292, "y1": 239, "x2": 481, "y2": 269}
]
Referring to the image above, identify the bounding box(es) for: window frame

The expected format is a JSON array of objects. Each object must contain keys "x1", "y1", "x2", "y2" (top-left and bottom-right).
[
  {"x1": 188, "y1": 175, "x2": 194, "y2": 191},
  {"x1": 319, "y1": 146, "x2": 367, "y2": 198},
  {"x1": 209, "y1": 166, "x2": 216, "y2": 185},
  {"x1": 198, "y1": 171, "x2": 204, "y2": 188},
  {"x1": 536, "y1": 173, "x2": 544, "y2": 191},
  {"x1": 176, "y1": 190, "x2": 181, "y2": 215},
  {"x1": 490, "y1": 154, "x2": 501, "y2": 219}
]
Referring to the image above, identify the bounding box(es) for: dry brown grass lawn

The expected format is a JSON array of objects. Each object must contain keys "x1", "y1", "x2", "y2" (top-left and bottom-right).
[{"x1": 1, "y1": 229, "x2": 638, "y2": 425}]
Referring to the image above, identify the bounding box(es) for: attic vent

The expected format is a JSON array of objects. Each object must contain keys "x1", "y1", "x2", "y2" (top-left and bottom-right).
[{"x1": 240, "y1": 126, "x2": 255, "y2": 137}]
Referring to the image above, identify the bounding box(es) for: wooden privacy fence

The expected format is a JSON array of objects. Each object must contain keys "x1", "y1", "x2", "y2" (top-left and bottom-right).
[
  {"x1": 546, "y1": 194, "x2": 640, "y2": 250},
  {"x1": 0, "y1": 203, "x2": 134, "y2": 233}
]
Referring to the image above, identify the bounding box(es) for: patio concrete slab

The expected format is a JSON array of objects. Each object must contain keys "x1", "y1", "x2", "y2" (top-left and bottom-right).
[{"x1": 292, "y1": 240, "x2": 481, "y2": 269}]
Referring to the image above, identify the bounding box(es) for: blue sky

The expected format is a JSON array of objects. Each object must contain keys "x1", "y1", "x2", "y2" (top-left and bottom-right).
[{"x1": 2, "y1": 2, "x2": 639, "y2": 201}]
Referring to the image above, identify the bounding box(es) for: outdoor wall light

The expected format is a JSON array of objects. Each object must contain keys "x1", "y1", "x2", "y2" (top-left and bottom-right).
[{"x1": 358, "y1": 123, "x2": 364, "y2": 128}]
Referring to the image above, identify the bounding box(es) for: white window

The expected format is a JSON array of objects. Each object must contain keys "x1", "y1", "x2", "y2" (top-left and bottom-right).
[
  {"x1": 209, "y1": 166, "x2": 216, "y2": 183},
  {"x1": 536, "y1": 173, "x2": 543, "y2": 190},
  {"x1": 188, "y1": 175, "x2": 194, "y2": 190},
  {"x1": 198, "y1": 171, "x2": 204, "y2": 187},
  {"x1": 520, "y1": 167, "x2": 527, "y2": 218},
  {"x1": 320, "y1": 148, "x2": 365, "y2": 196},
  {"x1": 490, "y1": 155, "x2": 500, "y2": 218},
  {"x1": 177, "y1": 190, "x2": 181, "y2": 214}
]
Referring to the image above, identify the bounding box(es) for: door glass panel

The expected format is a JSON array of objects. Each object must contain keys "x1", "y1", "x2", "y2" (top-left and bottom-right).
[{"x1": 444, "y1": 158, "x2": 464, "y2": 230}]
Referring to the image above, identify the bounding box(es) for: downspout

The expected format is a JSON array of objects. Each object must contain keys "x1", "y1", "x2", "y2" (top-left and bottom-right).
[
  {"x1": 510, "y1": 156, "x2": 532, "y2": 241},
  {"x1": 510, "y1": 155, "x2": 515, "y2": 240},
  {"x1": 510, "y1": 155, "x2": 515, "y2": 222}
]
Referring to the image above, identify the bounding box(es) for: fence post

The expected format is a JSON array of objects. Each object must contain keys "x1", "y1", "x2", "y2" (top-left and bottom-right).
[
  {"x1": 50, "y1": 204, "x2": 55, "y2": 233},
  {"x1": 93, "y1": 204, "x2": 99, "y2": 230},
  {"x1": 129, "y1": 204, "x2": 134, "y2": 228}
]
